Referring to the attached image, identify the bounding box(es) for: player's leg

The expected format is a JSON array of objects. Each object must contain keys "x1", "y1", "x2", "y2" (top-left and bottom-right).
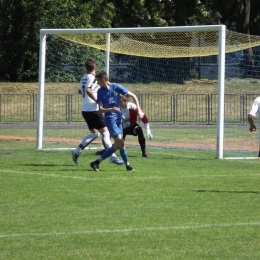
[
  {"x1": 116, "y1": 121, "x2": 135, "y2": 171},
  {"x1": 126, "y1": 123, "x2": 150, "y2": 158},
  {"x1": 92, "y1": 111, "x2": 123, "y2": 165},
  {"x1": 90, "y1": 134, "x2": 116, "y2": 172},
  {"x1": 98, "y1": 128, "x2": 124, "y2": 165},
  {"x1": 110, "y1": 134, "x2": 134, "y2": 172},
  {"x1": 134, "y1": 125, "x2": 150, "y2": 157},
  {"x1": 71, "y1": 111, "x2": 99, "y2": 164},
  {"x1": 90, "y1": 119, "x2": 134, "y2": 171}
]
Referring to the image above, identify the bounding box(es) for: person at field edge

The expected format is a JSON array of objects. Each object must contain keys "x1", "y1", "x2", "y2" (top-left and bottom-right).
[
  {"x1": 248, "y1": 96, "x2": 260, "y2": 157},
  {"x1": 90, "y1": 71, "x2": 141, "y2": 172},
  {"x1": 71, "y1": 58, "x2": 124, "y2": 165},
  {"x1": 96, "y1": 94, "x2": 153, "y2": 157}
]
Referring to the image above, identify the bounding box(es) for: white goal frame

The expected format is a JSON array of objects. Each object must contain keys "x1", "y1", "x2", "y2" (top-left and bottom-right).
[{"x1": 37, "y1": 25, "x2": 226, "y2": 159}]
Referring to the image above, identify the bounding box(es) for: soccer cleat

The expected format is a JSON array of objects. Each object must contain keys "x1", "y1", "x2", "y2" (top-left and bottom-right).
[
  {"x1": 110, "y1": 156, "x2": 124, "y2": 165},
  {"x1": 126, "y1": 165, "x2": 135, "y2": 172},
  {"x1": 147, "y1": 133, "x2": 154, "y2": 140},
  {"x1": 142, "y1": 152, "x2": 151, "y2": 158},
  {"x1": 95, "y1": 149, "x2": 105, "y2": 156},
  {"x1": 90, "y1": 161, "x2": 99, "y2": 172},
  {"x1": 71, "y1": 149, "x2": 81, "y2": 164}
]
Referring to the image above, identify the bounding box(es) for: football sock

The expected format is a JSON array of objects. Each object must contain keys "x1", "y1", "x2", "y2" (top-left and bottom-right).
[
  {"x1": 119, "y1": 148, "x2": 128, "y2": 164},
  {"x1": 100, "y1": 147, "x2": 115, "y2": 161},
  {"x1": 102, "y1": 131, "x2": 112, "y2": 149},
  {"x1": 102, "y1": 131, "x2": 117, "y2": 158},
  {"x1": 80, "y1": 133, "x2": 99, "y2": 150}
]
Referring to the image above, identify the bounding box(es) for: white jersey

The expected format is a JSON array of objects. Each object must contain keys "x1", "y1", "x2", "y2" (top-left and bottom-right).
[
  {"x1": 121, "y1": 102, "x2": 138, "y2": 129},
  {"x1": 79, "y1": 73, "x2": 100, "y2": 111},
  {"x1": 249, "y1": 96, "x2": 260, "y2": 128}
]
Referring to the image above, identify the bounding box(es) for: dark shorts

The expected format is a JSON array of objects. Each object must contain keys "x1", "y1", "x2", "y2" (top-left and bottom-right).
[
  {"x1": 82, "y1": 111, "x2": 106, "y2": 130},
  {"x1": 123, "y1": 122, "x2": 140, "y2": 138}
]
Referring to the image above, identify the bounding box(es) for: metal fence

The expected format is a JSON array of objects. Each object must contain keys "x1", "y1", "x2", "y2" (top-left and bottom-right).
[{"x1": 0, "y1": 93, "x2": 258, "y2": 124}]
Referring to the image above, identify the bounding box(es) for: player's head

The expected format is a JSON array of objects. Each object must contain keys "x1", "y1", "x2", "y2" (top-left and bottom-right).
[
  {"x1": 85, "y1": 58, "x2": 96, "y2": 73},
  {"x1": 120, "y1": 94, "x2": 129, "y2": 108},
  {"x1": 96, "y1": 71, "x2": 109, "y2": 86}
]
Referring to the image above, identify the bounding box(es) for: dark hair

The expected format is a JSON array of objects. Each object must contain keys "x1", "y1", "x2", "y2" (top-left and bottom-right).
[
  {"x1": 120, "y1": 94, "x2": 130, "y2": 100},
  {"x1": 96, "y1": 71, "x2": 109, "y2": 81},
  {"x1": 84, "y1": 58, "x2": 96, "y2": 72}
]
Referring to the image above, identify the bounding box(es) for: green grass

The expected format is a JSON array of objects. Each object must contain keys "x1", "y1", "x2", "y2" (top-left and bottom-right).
[
  {"x1": 1, "y1": 140, "x2": 260, "y2": 259},
  {"x1": 1, "y1": 78, "x2": 260, "y2": 95}
]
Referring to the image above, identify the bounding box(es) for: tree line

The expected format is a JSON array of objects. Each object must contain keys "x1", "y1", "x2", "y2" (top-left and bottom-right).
[{"x1": 0, "y1": 0, "x2": 259, "y2": 82}]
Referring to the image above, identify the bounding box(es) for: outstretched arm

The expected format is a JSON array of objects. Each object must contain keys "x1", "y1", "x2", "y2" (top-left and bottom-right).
[
  {"x1": 127, "y1": 91, "x2": 141, "y2": 112},
  {"x1": 141, "y1": 115, "x2": 153, "y2": 140},
  {"x1": 130, "y1": 96, "x2": 154, "y2": 140}
]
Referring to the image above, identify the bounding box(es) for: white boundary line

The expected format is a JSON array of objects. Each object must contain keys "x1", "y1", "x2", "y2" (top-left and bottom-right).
[
  {"x1": 1, "y1": 169, "x2": 260, "y2": 181},
  {"x1": 43, "y1": 146, "x2": 103, "y2": 151},
  {"x1": 225, "y1": 157, "x2": 259, "y2": 160},
  {"x1": 0, "y1": 222, "x2": 259, "y2": 239},
  {"x1": 0, "y1": 170, "x2": 166, "y2": 181}
]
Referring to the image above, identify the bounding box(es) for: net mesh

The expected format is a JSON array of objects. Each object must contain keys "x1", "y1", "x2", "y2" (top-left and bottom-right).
[
  {"x1": 42, "y1": 29, "x2": 260, "y2": 157},
  {"x1": 57, "y1": 30, "x2": 260, "y2": 57}
]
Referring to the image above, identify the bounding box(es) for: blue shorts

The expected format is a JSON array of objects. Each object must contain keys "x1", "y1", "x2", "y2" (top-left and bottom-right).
[{"x1": 105, "y1": 117, "x2": 123, "y2": 139}]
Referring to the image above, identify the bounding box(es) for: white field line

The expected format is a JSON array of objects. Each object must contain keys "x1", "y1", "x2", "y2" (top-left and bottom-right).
[
  {"x1": 0, "y1": 222, "x2": 260, "y2": 239},
  {"x1": 1, "y1": 169, "x2": 260, "y2": 181},
  {"x1": 0, "y1": 170, "x2": 166, "y2": 181},
  {"x1": 225, "y1": 157, "x2": 260, "y2": 160},
  {"x1": 155, "y1": 152, "x2": 202, "y2": 159}
]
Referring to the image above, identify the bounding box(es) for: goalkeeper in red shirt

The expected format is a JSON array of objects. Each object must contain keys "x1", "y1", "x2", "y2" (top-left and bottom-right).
[
  {"x1": 96, "y1": 94, "x2": 153, "y2": 157},
  {"x1": 120, "y1": 94, "x2": 153, "y2": 157}
]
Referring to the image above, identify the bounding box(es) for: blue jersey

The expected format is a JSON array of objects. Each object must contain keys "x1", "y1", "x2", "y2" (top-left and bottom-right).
[{"x1": 97, "y1": 83, "x2": 128, "y2": 121}]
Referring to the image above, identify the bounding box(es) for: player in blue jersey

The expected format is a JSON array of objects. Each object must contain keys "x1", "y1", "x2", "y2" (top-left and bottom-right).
[{"x1": 90, "y1": 71, "x2": 141, "y2": 172}]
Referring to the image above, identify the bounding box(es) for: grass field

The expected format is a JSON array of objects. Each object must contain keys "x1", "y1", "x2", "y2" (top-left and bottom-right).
[{"x1": 1, "y1": 139, "x2": 260, "y2": 259}]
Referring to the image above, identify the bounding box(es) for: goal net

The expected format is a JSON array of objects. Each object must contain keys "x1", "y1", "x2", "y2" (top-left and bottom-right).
[{"x1": 37, "y1": 26, "x2": 260, "y2": 158}]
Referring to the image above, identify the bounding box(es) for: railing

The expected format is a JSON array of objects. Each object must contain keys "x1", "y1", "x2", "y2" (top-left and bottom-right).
[{"x1": 0, "y1": 93, "x2": 258, "y2": 124}]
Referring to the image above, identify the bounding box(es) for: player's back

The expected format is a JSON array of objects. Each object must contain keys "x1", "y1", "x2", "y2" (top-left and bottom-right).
[{"x1": 79, "y1": 73, "x2": 100, "y2": 111}]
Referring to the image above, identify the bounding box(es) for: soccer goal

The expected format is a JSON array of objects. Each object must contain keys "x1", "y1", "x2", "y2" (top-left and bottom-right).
[{"x1": 37, "y1": 26, "x2": 260, "y2": 158}]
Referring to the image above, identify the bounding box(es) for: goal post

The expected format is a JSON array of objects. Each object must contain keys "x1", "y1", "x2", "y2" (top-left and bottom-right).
[
  {"x1": 217, "y1": 26, "x2": 226, "y2": 159},
  {"x1": 37, "y1": 25, "x2": 226, "y2": 157}
]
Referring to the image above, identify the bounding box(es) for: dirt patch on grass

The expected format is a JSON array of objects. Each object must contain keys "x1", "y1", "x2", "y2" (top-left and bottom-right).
[{"x1": 0, "y1": 134, "x2": 230, "y2": 151}]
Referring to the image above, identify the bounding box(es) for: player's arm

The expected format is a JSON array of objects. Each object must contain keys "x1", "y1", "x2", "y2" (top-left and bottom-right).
[
  {"x1": 132, "y1": 102, "x2": 154, "y2": 140},
  {"x1": 127, "y1": 91, "x2": 141, "y2": 112},
  {"x1": 140, "y1": 112, "x2": 154, "y2": 140},
  {"x1": 78, "y1": 89, "x2": 82, "y2": 94},
  {"x1": 248, "y1": 114, "x2": 256, "y2": 132},
  {"x1": 86, "y1": 87, "x2": 97, "y2": 102},
  {"x1": 97, "y1": 102, "x2": 120, "y2": 113}
]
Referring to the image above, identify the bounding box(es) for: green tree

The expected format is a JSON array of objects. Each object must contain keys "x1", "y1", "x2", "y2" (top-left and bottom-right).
[
  {"x1": 0, "y1": 0, "x2": 114, "y2": 81},
  {"x1": 250, "y1": 0, "x2": 260, "y2": 35}
]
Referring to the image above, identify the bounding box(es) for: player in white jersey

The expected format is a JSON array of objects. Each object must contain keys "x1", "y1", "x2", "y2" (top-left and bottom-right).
[
  {"x1": 248, "y1": 96, "x2": 260, "y2": 157},
  {"x1": 71, "y1": 58, "x2": 123, "y2": 165}
]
